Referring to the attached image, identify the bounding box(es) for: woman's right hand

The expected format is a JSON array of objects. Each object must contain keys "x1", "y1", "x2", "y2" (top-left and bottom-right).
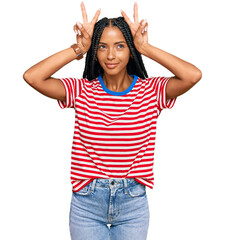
[
  {"x1": 73, "y1": 2, "x2": 101, "y2": 53},
  {"x1": 23, "y1": 2, "x2": 101, "y2": 102}
]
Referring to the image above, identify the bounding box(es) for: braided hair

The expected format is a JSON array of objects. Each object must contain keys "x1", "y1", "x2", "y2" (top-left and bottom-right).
[{"x1": 82, "y1": 16, "x2": 148, "y2": 81}]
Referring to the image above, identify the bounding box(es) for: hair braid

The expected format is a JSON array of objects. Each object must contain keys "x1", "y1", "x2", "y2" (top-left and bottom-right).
[
  {"x1": 82, "y1": 16, "x2": 148, "y2": 81},
  {"x1": 114, "y1": 17, "x2": 148, "y2": 79}
]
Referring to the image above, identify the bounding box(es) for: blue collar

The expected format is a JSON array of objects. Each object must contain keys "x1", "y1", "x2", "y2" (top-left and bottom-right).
[{"x1": 98, "y1": 74, "x2": 138, "y2": 96}]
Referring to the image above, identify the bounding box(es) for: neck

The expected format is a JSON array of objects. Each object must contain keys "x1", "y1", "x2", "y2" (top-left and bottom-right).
[{"x1": 102, "y1": 72, "x2": 133, "y2": 92}]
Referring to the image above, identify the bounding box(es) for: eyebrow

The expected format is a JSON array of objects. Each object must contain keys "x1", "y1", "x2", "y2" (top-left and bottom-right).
[{"x1": 98, "y1": 41, "x2": 127, "y2": 45}]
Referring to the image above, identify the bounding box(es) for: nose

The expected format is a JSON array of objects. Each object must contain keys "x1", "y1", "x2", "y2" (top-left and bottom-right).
[{"x1": 107, "y1": 47, "x2": 116, "y2": 60}]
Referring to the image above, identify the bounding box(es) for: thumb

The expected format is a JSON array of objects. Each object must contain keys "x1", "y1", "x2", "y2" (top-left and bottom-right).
[{"x1": 137, "y1": 19, "x2": 148, "y2": 35}]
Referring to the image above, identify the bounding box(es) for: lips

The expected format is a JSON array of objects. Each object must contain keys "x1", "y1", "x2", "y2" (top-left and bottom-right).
[{"x1": 105, "y1": 63, "x2": 118, "y2": 69}]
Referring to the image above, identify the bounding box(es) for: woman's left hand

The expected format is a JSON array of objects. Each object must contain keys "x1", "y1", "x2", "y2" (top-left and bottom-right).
[{"x1": 121, "y1": 2, "x2": 148, "y2": 53}]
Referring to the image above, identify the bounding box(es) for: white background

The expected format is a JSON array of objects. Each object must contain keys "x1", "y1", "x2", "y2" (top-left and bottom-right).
[{"x1": 1, "y1": 0, "x2": 224, "y2": 239}]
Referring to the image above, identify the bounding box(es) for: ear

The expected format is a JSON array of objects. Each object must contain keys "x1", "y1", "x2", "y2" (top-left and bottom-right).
[{"x1": 130, "y1": 54, "x2": 133, "y2": 59}]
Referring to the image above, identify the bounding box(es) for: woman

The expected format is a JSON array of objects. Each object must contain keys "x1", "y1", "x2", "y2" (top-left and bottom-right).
[{"x1": 23, "y1": 2, "x2": 202, "y2": 240}]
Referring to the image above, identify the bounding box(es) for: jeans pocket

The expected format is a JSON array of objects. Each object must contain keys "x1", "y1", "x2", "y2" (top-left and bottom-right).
[
  {"x1": 73, "y1": 184, "x2": 91, "y2": 196},
  {"x1": 127, "y1": 183, "x2": 146, "y2": 197}
]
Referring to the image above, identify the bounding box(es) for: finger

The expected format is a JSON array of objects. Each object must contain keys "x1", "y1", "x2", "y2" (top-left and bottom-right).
[
  {"x1": 76, "y1": 21, "x2": 89, "y2": 38},
  {"x1": 73, "y1": 24, "x2": 78, "y2": 34},
  {"x1": 143, "y1": 22, "x2": 148, "y2": 34},
  {"x1": 121, "y1": 10, "x2": 133, "y2": 27},
  {"x1": 74, "y1": 24, "x2": 80, "y2": 35},
  {"x1": 91, "y1": 8, "x2": 101, "y2": 24},
  {"x1": 133, "y1": 1, "x2": 139, "y2": 24},
  {"x1": 137, "y1": 19, "x2": 147, "y2": 35},
  {"x1": 81, "y1": 1, "x2": 88, "y2": 23}
]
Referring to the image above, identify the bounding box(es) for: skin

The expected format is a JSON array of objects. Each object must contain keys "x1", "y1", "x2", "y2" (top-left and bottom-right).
[
  {"x1": 121, "y1": 2, "x2": 202, "y2": 99},
  {"x1": 23, "y1": 1, "x2": 202, "y2": 102},
  {"x1": 74, "y1": 3, "x2": 134, "y2": 92},
  {"x1": 96, "y1": 25, "x2": 134, "y2": 92}
]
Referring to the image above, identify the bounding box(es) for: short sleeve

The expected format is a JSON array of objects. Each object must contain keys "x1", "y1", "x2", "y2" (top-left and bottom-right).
[
  {"x1": 57, "y1": 77, "x2": 84, "y2": 109},
  {"x1": 150, "y1": 76, "x2": 176, "y2": 111}
]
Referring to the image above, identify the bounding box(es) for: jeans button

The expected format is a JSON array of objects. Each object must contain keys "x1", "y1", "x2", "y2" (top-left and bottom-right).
[{"x1": 111, "y1": 181, "x2": 115, "y2": 185}]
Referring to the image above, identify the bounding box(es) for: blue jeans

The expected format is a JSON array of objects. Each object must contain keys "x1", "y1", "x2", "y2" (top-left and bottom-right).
[{"x1": 69, "y1": 178, "x2": 150, "y2": 240}]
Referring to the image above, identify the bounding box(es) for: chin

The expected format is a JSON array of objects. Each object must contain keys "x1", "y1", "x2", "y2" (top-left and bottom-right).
[{"x1": 103, "y1": 67, "x2": 127, "y2": 75}]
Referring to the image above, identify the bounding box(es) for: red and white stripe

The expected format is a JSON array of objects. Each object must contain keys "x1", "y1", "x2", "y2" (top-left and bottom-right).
[{"x1": 58, "y1": 76, "x2": 176, "y2": 192}]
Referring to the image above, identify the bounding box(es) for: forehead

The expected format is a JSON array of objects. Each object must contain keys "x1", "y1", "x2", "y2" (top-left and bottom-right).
[{"x1": 99, "y1": 26, "x2": 126, "y2": 43}]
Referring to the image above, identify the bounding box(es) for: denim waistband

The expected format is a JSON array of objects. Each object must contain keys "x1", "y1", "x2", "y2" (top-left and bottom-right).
[{"x1": 90, "y1": 178, "x2": 139, "y2": 192}]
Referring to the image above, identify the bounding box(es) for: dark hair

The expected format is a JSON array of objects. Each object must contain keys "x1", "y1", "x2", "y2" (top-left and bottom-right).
[{"x1": 82, "y1": 16, "x2": 148, "y2": 81}]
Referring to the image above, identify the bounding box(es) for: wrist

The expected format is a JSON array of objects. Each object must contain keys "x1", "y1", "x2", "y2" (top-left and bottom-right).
[
  {"x1": 70, "y1": 43, "x2": 86, "y2": 60},
  {"x1": 77, "y1": 43, "x2": 87, "y2": 55},
  {"x1": 138, "y1": 43, "x2": 151, "y2": 56}
]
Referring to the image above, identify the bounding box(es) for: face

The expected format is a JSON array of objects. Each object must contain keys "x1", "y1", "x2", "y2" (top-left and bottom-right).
[{"x1": 96, "y1": 26, "x2": 132, "y2": 76}]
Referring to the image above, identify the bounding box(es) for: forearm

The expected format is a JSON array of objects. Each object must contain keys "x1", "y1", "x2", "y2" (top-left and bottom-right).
[
  {"x1": 23, "y1": 47, "x2": 78, "y2": 81},
  {"x1": 140, "y1": 43, "x2": 201, "y2": 80}
]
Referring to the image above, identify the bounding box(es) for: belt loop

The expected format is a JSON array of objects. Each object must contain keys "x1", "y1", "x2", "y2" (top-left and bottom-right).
[
  {"x1": 123, "y1": 178, "x2": 128, "y2": 194},
  {"x1": 91, "y1": 179, "x2": 96, "y2": 192}
]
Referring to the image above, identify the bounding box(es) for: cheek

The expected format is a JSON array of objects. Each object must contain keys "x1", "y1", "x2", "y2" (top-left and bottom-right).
[
  {"x1": 118, "y1": 53, "x2": 131, "y2": 64},
  {"x1": 96, "y1": 52, "x2": 104, "y2": 62},
  {"x1": 117, "y1": 50, "x2": 131, "y2": 59}
]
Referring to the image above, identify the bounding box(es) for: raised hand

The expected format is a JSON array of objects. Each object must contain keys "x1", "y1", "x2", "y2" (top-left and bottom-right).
[
  {"x1": 74, "y1": 1, "x2": 101, "y2": 53},
  {"x1": 121, "y1": 2, "x2": 148, "y2": 52}
]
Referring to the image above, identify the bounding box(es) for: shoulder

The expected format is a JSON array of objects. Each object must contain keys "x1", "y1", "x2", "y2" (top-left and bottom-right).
[
  {"x1": 142, "y1": 76, "x2": 171, "y2": 88},
  {"x1": 69, "y1": 77, "x2": 98, "y2": 86},
  {"x1": 137, "y1": 76, "x2": 159, "y2": 87}
]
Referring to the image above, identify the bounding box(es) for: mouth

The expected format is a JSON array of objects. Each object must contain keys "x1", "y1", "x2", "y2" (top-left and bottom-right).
[{"x1": 105, "y1": 63, "x2": 118, "y2": 69}]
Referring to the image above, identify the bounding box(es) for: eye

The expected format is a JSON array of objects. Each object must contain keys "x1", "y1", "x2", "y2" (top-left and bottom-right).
[
  {"x1": 98, "y1": 45, "x2": 105, "y2": 49},
  {"x1": 117, "y1": 44, "x2": 125, "y2": 49}
]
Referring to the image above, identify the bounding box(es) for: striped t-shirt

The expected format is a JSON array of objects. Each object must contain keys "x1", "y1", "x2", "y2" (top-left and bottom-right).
[{"x1": 58, "y1": 74, "x2": 176, "y2": 192}]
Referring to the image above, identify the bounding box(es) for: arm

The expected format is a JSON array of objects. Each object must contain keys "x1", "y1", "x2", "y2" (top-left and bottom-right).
[
  {"x1": 23, "y1": 47, "x2": 81, "y2": 101},
  {"x1": 23, "y1": 2, "x2": 101, "y2": 102},
  {"x1": 139, "y1": 43, "x2": 202, "y2": 100},
  {"x1": 121, "y1": 3, "x2": 202, "y2": 100}
]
